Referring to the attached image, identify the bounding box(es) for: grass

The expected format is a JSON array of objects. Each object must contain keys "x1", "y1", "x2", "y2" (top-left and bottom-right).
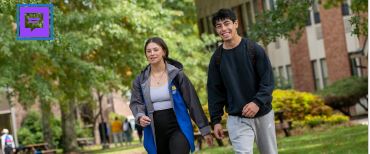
[
  {"x1": 86, "y1": 145, "x2": 145, "y2": 154},
  {"x1": 82, "y1": 124, "x2": 367, "y2": 154},
  {"x1": 81, "y1": 141, "x2": 145, "y2": 154},
  {"x1": 196, "y1": 124, "x2": 368, "y2": 154}
]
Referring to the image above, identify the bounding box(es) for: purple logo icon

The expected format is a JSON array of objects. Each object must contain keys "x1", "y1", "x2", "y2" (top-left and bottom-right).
[
  {"x1": 16, "y1": 4, "x2": 54, "y2": 40},
  {"x1": 25, "y1": 13, "x2": 43, "y2": 31}
]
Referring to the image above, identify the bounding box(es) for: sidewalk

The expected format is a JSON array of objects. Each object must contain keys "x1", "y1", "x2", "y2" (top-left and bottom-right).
[{"x1": 350, "y1": 114, "x2": 368, "y2": 125}]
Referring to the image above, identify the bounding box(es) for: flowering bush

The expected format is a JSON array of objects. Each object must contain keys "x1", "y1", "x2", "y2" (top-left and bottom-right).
[{"x1": 272, "y1": 90, "x2": 349, "y2": 128}]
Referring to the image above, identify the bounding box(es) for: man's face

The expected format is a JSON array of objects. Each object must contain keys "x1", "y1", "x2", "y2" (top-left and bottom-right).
[{"x1": 215, "y1": 19, "x2": 238, "y2": 42}]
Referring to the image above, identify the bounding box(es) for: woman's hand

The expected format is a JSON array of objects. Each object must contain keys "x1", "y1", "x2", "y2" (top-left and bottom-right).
[
  {"x1": 204, "y1": 134, "x2": 213, "y2": 147},
  {"x1": 139, "y1": 115, "x2": 151, "y2": 127}
]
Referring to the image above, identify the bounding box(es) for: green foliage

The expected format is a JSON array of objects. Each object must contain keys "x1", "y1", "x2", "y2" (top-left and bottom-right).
[
  {"x1": 0, "y1": 0, "x2": 215, "y2": 105},
  {"x1": 324, "y1": 0, "x2": 368, "y2": 36},
  {"x1": 18, "y1": 111, "x2": 91, "y2": 147},
  {"x1": 108, "y1": 112, "x2": 126, "y2": 121},
  {"x1": 18, "y1": 111, "x2": 62, "y2": 147},
  {"x1": 1, "y1": 1, "x2": 215, "y2": 151},
  {"x1": 319, "y1": 77, "x2": 367, "y2": 98},
  {"x1": 272, "y1": 89, "x2": 349, "y2": 127},
  {"x1": 273, "y1": 89, "x2": 332, "y2": 120},
  {"x1": 318, "y1": 77, "x2": 368, "y2": 113},
  {"x1": 197, "y1": 125, "x2": 368, "y2": 154},
  {"x1": 248, "y1": 0, "x2": 367, "y2": 47},
  {"x1": 248, "y1": 0, "x2": 312, "y2": 46},
  {"x1": 75, "y1": 120, "x2": 93, "y2": 138},
  {"x1": 303, "y1": 114, "x2": 349, "y2": 127},
  {"x1": 325, "y1": 114, "x2": 350, "y2": 124}
]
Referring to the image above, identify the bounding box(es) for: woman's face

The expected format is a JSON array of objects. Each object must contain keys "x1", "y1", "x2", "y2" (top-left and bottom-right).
[{"x1": 145, "y1": 42, "x2": 166, "y2": 65}]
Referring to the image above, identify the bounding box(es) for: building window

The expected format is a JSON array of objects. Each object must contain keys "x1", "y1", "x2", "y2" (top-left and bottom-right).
[
  {"x1": 278, "y1": 66, "x2": 284, "y2": 79},
  {"x1": 246, "y1": 1, "x2": 254, "y2": 29},
  {"x1": 253, "y1": 0, "x2": 259, "y2": 14},
  {"x1": 341, "y1": 1, "x2": 350, "y2": 16},
  {"x1": 262, "y1": 0, "x2": 267, "y2": 11},
  {"x1": 269, "y1": 0, "x2": 275, "y2": 10},
  {"x1": 313, "y1": 12, "x2": 320, "y2": 24},
  {"x1": 315, "y1": 25, "x2": 323, "y2": 40},
  {"x1": 275, "y1": 39, "x2": 280, "y2": 49},
  {"x1": 320, "y1": 58, "x2": 328, "y2": 87},
  {"x1": 286, "y1": 65, "x2": 293, "y2": 88},
  {"x1": 233, "y1": 5, "x2": 246, "y2": 37},
  {"x1": 202, "y1": 17, "x2": 209, "y2": 34},
  {"x1": 343, "y1": 18, "x2": 352, "y2": 33},
  {"x1": 351, "y1": 57, "x2": 363, "y2": 77},
  {"x1": 306, "y1": 10, "x2": 312, "y2": 26},
  {"x1": 278, "y1": 66, "x2": 285, "y2": 88},
  {"x1": 312, "y1": 60, "x2": 321, "y2": 90},
  {"x1": 312, "y1": 0, "x2": 321, "y2": 24},
  {"x1": 198, "y1": 19, "x2": 205, "y2": 34},
  {"x1": 207, "y1": 16, "x2": 215, "y2": 35}
]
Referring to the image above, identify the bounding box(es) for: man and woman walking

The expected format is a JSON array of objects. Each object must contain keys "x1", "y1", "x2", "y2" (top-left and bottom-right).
[{"x1": 129, "y1": 8, "x2": 277, "y2": 154}]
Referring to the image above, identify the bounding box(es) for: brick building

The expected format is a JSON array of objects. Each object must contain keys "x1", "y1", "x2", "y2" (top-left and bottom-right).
[
  {"x1": 195, "y1": 0, "x2": 367, "y2": 114},
  {"x1": 0, "y1": 90, "x2": 133, "y2": 146}
]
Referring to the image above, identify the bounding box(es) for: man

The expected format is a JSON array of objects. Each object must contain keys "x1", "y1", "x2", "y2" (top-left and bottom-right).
[
  {"x1": 1, "y1": 129, "x2": 15, "y2": 154},
  {"x1": 207, "y1": 8, "x2": 277, "y2": 154},
  {"x1": 111, "y1": 117, "x2": 123, "y2": 146}
]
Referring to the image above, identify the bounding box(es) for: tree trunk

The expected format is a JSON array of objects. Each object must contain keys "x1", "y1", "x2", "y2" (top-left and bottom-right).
[
  {"x1": 338, "y1": 107, "x2": 351, "y2": 117},
  {"x1": 358, "y1": 97, "x2": 368, "y2": 111},
  {"x1": 61, "y1": 99, "x2": 78, "y2": 153},
  {"x1": 41, "y1": 99, "x2": 54, "y2": 148}
]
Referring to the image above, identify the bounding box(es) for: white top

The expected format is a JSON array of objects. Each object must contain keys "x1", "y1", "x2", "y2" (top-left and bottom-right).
[
  {"x1": 150, "y1": 82, "x2": 173, "y2": 111},
  {"x1": 1, "y1": 134, "x2": 15, "y2": 153}
]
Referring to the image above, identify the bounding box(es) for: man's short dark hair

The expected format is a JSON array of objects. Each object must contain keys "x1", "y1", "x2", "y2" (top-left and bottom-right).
[{"x1": 212, "y1": 8, "x2": 237, "y2": 27}]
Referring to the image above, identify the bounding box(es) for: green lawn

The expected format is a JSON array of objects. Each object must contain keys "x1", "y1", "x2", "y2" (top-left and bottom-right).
[
  {"x1": 84, "y1": 124, "x2": 367, "y2": 154},
  {"x1": 196, "y1": 124, "x2": 368, "y2": 154}
]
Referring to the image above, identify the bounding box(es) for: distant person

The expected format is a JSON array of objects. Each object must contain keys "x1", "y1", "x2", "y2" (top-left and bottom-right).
[
  {"x1": 1, "y1": 129, "x2": 15, "y2": 154},
  {"x1": 123, "y1": 119, "x2": 133, "y2": 145},
  {"x1": 111, "y1": 117, "x2": 123, "y2": 146},
  {"x1": 129, "y1": 37, "x2": 213, "y2": 154},
  {"x1": 135, "y1": 124, "x2": 143, "y2": 144}
]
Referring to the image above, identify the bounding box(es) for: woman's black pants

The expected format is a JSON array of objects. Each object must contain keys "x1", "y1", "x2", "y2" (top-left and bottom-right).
[{"x1": 153, "y1": 108, "x2": 190, "y2": 154}]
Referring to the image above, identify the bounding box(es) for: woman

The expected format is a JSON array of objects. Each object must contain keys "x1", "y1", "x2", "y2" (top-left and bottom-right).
[{"x1": 129, "y1": 37, "x2": 213, "y2": 154}]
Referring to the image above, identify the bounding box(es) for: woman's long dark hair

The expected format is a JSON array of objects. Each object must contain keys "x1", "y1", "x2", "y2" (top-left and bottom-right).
[{"x1": 144, "y1": 37, "x2": 183, "y2": 69}]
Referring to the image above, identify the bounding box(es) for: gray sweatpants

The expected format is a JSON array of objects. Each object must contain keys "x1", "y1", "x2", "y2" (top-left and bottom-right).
[{"x1": 227, "y1": 110, "x2": 278, "y2": 154}]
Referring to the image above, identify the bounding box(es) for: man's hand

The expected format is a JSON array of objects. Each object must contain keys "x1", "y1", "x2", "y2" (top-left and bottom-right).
[
  {"x1": 139, "y1": 115, "x2": 151, "y2": 127},
  {"x1": 242, "y1": 102, "x2": 259, "y2": 118},
  {"x1": 204, "y1": 134, "x2": 213, "y2": 146},
  {"x1": 213, "y1": 123, "x2": 224, "y2": 139}
]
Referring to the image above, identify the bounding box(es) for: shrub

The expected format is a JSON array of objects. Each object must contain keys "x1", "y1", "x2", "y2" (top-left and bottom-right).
[
  {"x1": 272, "y1": 90, "x2": 349, "y2": 128},
  {"x1": 304, "y1": 115, "x2": 325, "y2": 127},
  {"x1": 318, "y1": 77, "x2": 368, "y2": 116},
  {"x1": 272, "y1": 89, "x2": 332, "y2": 121},
  {"x1": 18, "y1": 110, "x2": 92, "y2": 147},
  {"x1": 18, "y1": 111, "x2": 62, "y2": 146},
  {"x1": 324, "y1": 114, "x2": 350, "y2": 124}
]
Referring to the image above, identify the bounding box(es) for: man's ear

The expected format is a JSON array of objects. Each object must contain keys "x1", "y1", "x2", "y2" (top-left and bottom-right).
[{"x1": 234, "y1": 19, "x2": 239, "y2": 29}]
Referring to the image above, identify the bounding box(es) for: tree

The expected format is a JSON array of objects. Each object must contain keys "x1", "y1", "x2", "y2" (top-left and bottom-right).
[
  {"x1": 1, "y1": 0, "x2": 215, "y2": 152},
  {"x1": 324, "y1": 0, "x2": 367, "y2": 36},
  {"x1": 248, "y1": 0, "x2": 367, "y2": 47},
  {"x1": 319, "y1": 77, "x2": 368, "y2": 116}
]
